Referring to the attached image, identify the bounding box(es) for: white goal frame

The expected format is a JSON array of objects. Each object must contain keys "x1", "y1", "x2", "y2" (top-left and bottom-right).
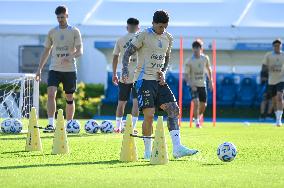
[{"x1": 0, "y1": 73, "x2": 39, "y2": 119}]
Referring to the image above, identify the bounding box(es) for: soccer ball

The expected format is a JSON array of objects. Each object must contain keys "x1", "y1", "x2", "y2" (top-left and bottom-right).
[
  {"x1": 100, "y1": 120, "x2": 114, "y2": 133},
  {"x1": 1, "y1": 119, "x2": 22, "y2": 134},
  {"x1": 66, "y1": 120, "x2": 80, "y2": 133},
  {"x1": 10, "y1": 119, "x2": 23, "y2": 133},
  {"x1": 84, "y1": 119, "x2": 100, "y2": 133},
  {"x1": 217, "y1": 142, "x2": 237, "y2": 162}
]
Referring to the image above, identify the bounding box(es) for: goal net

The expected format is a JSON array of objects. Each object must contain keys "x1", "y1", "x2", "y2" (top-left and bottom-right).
[{"x1": 0, "y1": 73, "x2": 39, "y2": 119}]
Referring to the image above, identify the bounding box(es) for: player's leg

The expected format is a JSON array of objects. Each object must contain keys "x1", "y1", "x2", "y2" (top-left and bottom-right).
[
  {"x1": 136, "y1": 80, "x2": 156, "y2": 159},
  {"x1": 62, "y1": 72, "x2": 77, "y2": 121},
  {"x1": 198, "y1": 87, "x2": 207, "y2": 127},
  {"x1": 268, "y1": 84, "x2": 278, "y2": 125},
  {"x1": 115, "y1": 101, "x2": 127, "y2": 132},
  {"x1": 259, "y1": 95, "x2": 268, "y2": 121},
  {"x1": 266, "y1": 99, "x2": 274, "y2": 120},
  {"x1": 65, "y1": 93, "x2": 75, "y2": 121},
  {"x1": 44, "y1": 70, "x2": 60, "y2": 132},
  {"x1": 115, "y1": 82, "x2": 131, "y2": 132},
  {"x1": 158, "y1": 84, "x2": 198, "y2": 159},
  {"x1": 131, "y1": 84, "x2": 139, "y2": 132},
  {"x1": 142, "y1": 107, "x2": 155, "y2": 159},
  {"x1": 275, "y1": 82, "x2": 284, "y2": 126},
  {"x1": 191, "y1": 89, "x2": 200, "y2": 128}
]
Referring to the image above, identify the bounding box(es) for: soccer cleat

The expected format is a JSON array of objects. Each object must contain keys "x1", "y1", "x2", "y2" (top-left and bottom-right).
[
  {"x1": 43, "y1": 125, "x2": 55, "y2": 133},
  {"x1": 196, "y1": 124, "x2": 202, "y2": 128},
  {"x1": 173, "y1": 145, "x2": 199, "y2": 159},
  {"x1": 144, "y1": 151, "x2": 151, "y2": 160},
  {"x1": 276, "y1": 123, "x2": 282, "y2": 127}
]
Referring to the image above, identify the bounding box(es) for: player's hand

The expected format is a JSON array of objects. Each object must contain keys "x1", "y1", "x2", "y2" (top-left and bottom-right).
[
  {"x1": 35, "y1": 69, "x2": 41, "y2": 81},
  {"x1": 112, "y1": 74, "x2": 119, "y2": 85},
  {"x1": 157, "y1": 71, "x2": 166, "y2": 85},
  {"x1": 61, "y1": 57, "x2": 70, "y2": 64},
  {"x1": 191, "y1": 86, "x2": 197, "y2": 92}
]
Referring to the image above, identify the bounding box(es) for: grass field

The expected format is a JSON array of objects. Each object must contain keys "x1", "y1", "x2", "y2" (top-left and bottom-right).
[{"x1": 1, "y1": 120, "x2": 284, "y2": 188}]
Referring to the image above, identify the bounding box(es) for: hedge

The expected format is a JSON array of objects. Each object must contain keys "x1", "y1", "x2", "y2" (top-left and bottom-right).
[{"x1": 39, "y1": 82, "x2": 104, "y2": 119}]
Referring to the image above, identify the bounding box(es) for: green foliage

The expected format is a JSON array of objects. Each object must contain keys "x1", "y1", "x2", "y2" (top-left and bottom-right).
[{"x1": 39, "y1": 82, "x2": 104, "y2": 119}]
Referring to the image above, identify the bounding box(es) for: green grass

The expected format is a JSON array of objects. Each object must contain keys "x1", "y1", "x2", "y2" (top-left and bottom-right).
[{"x1": 1, "y1": 120, "x2": 284, "y2": 188}]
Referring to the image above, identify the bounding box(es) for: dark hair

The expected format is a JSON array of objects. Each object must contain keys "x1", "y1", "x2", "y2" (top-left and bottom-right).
[
  {"x1": 153, "y1": 10, "x2": 169, "y2": 24},
  {"x1": 127, "y1": 18, "x2": 139, "y2": 25},
  {"x1": 192, "y1": 39, "x2": 203, "y2": 48},
  {"x1": 272, "y1": 38, "x2": 282, "y2": 45},
  {"x1": 55, "y1": 5, "x2": 68, "y2": 15}
]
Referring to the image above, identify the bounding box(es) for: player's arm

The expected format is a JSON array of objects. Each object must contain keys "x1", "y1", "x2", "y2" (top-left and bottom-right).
[
  {"x1": 122, "y1": 44, "x2": 138, "y2": 81},
  {"x1": 185, "y1": 62, "x2": 196, "y2": 91},
  {"x1": 36, "y1": 47, "x2": 52, "y2": 81},
  {"x1": 122, "y1": 32, "x2": 144, "y2": 81},
  {"x1": 159, "y1": 35, "x2": 173, "y2": 85},
  {"x1": 112, "y1": 55, "x2": 119, "y2": 85},
  {"x1": 112, "y1": 41, "x2": 120, "y2": 85},
  {"x1": 206, "y1": 57, "x2": 213, "y2": 91}
]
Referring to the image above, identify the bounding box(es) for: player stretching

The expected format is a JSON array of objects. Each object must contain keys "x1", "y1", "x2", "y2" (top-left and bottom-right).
[
  {"x1": 112, "y1": 18, "x2": 140, "y2": 133},
  {"x1": 36, "y1": 5, "x2": 83, "y2": 132},
  {"x1": 122, "y1": 10, "x2": 198, "y2": 159},
  {"x1": 262, "y1": 39, "x2": 284, "y2": 126},
  {"x1": 185, "y1": 40, "x2": 213, "y2": 128}
]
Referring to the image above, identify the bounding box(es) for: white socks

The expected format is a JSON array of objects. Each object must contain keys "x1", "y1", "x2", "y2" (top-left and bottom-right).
[
  {"x1": 116, "y1": 117, "x2": 123, "y2": 129},
  {"x1": 143, "y1": 138, "x2": 152, "y2": 154},
  {"x1": 275, "y1": 111, "x2": 283, "y2": 125},
  {"x1": 170, "y1": 130, "x2": 182, "y2": 152},
  {"x1": 48, "y1": 117, "x2": 54, "y2": 127},
  {"x1": 194, "y1": 118, "x2": 200, "y2": 126},
  {"x1": 132, "y1": 116, "x2": 138, "y2": 129}
]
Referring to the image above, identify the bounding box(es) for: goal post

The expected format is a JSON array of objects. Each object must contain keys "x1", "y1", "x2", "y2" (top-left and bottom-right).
[{"x1": 0, "y1": 73, "x2": 39, "y2": 119}]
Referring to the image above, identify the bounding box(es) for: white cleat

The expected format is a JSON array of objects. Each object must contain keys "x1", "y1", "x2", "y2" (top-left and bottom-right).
[
  {"x1": 173, "y1": 145, "x2": 199, "y2": 159},
  {"x1": 144, "y1": 151, "x2": 151, "y2": 160}
]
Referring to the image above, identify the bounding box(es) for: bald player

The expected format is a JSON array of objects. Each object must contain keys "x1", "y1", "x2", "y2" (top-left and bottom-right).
[
  {"x1": 35, "y1": 5, "x2": 83, "y2": 132},
  {"x1": 185, "y1": 40, "x2": 213, "y2": 128},
  {"x1": 112, "y1": 18, "x2": 140, "y2": 133},
  {"x1": 122, "y1": 10, "x2": 198, "y2": 159},
  {"x1": 262, "y1": 39, "x2": 284, "y2": 127}
]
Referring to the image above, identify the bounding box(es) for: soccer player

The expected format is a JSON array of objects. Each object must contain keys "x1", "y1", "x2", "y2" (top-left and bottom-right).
[
  {"x1": 35, "y1": 5, "x2": 83, "y2": 132},
  {"x1": 122, "y1": 10, "x2": 198, "y2": 159},
  {"x1": 112, "y1": 18, "x2": 140, "y2": 133},
  {"x1": 262, "y1": 39, "x2": 284, "y2": 126},
  {"x1": 185, "y1": 39, "x2": 213, "y2": 128}
]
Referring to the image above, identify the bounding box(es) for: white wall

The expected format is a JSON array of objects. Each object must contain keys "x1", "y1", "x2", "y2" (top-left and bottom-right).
[
  {"x1": 77, "y1": 37, "x2": 107, "y2": 84},
  {"x1": 0, "y1": 35, "x2": 39, "y2": 73}
]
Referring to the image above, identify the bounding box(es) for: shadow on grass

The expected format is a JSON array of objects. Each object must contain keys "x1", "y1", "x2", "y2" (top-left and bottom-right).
[
  {"x1": 0, "y1": 160, "x2": 150, "y2": 170},
  {"x1": 0, "y1": 133, "x2": 96, "y2": 140},
  {"x1": 202, "y1": 163, "x2": 224, "y2": 166}
]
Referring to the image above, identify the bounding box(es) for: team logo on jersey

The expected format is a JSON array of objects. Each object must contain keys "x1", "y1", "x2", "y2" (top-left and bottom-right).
[
  {"x1": 60, "y1": 34, "x2": 64, "y2": 40},
  {"x1": 158, "y1": 40, "x2": 162, "y2": 48}
]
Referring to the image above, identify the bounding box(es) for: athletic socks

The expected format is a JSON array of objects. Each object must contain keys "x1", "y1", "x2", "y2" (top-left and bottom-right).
[
  {"x1": 115, "y1": 117, "x2": 123, "y2": 129},
  {"x1": 275, "y1": 111, "x2": 283, "y2": 125},
  {"x1": 194, "y1": 118, "x2": 200, "y2": 126},
  {"x1": 48, "y1": 117, "x2": 54, "y2": 127},
  {"x1": 132, "y1": 116, "x2": 138, "y2": 129},
  {"x1": 143, "y1": 138, "x2": 152, "y2": 154},
  {"x1": 169, "y1": 130, "x2": 182, "y2": 152}
]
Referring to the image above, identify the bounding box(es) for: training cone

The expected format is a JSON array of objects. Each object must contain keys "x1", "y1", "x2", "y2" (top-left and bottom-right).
[
  {"x1": 150, "y1": 116, "x2": 169, "y2": 165},
  {"x1": 52, "y1": 109, "x2": 69, "y2": 154},
  {"x1": 25, "y1": 107, "x2": 43, "y2": 151},
  {"x1": 120, "y1": 114, "x2": 138, "y2": 162}
]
